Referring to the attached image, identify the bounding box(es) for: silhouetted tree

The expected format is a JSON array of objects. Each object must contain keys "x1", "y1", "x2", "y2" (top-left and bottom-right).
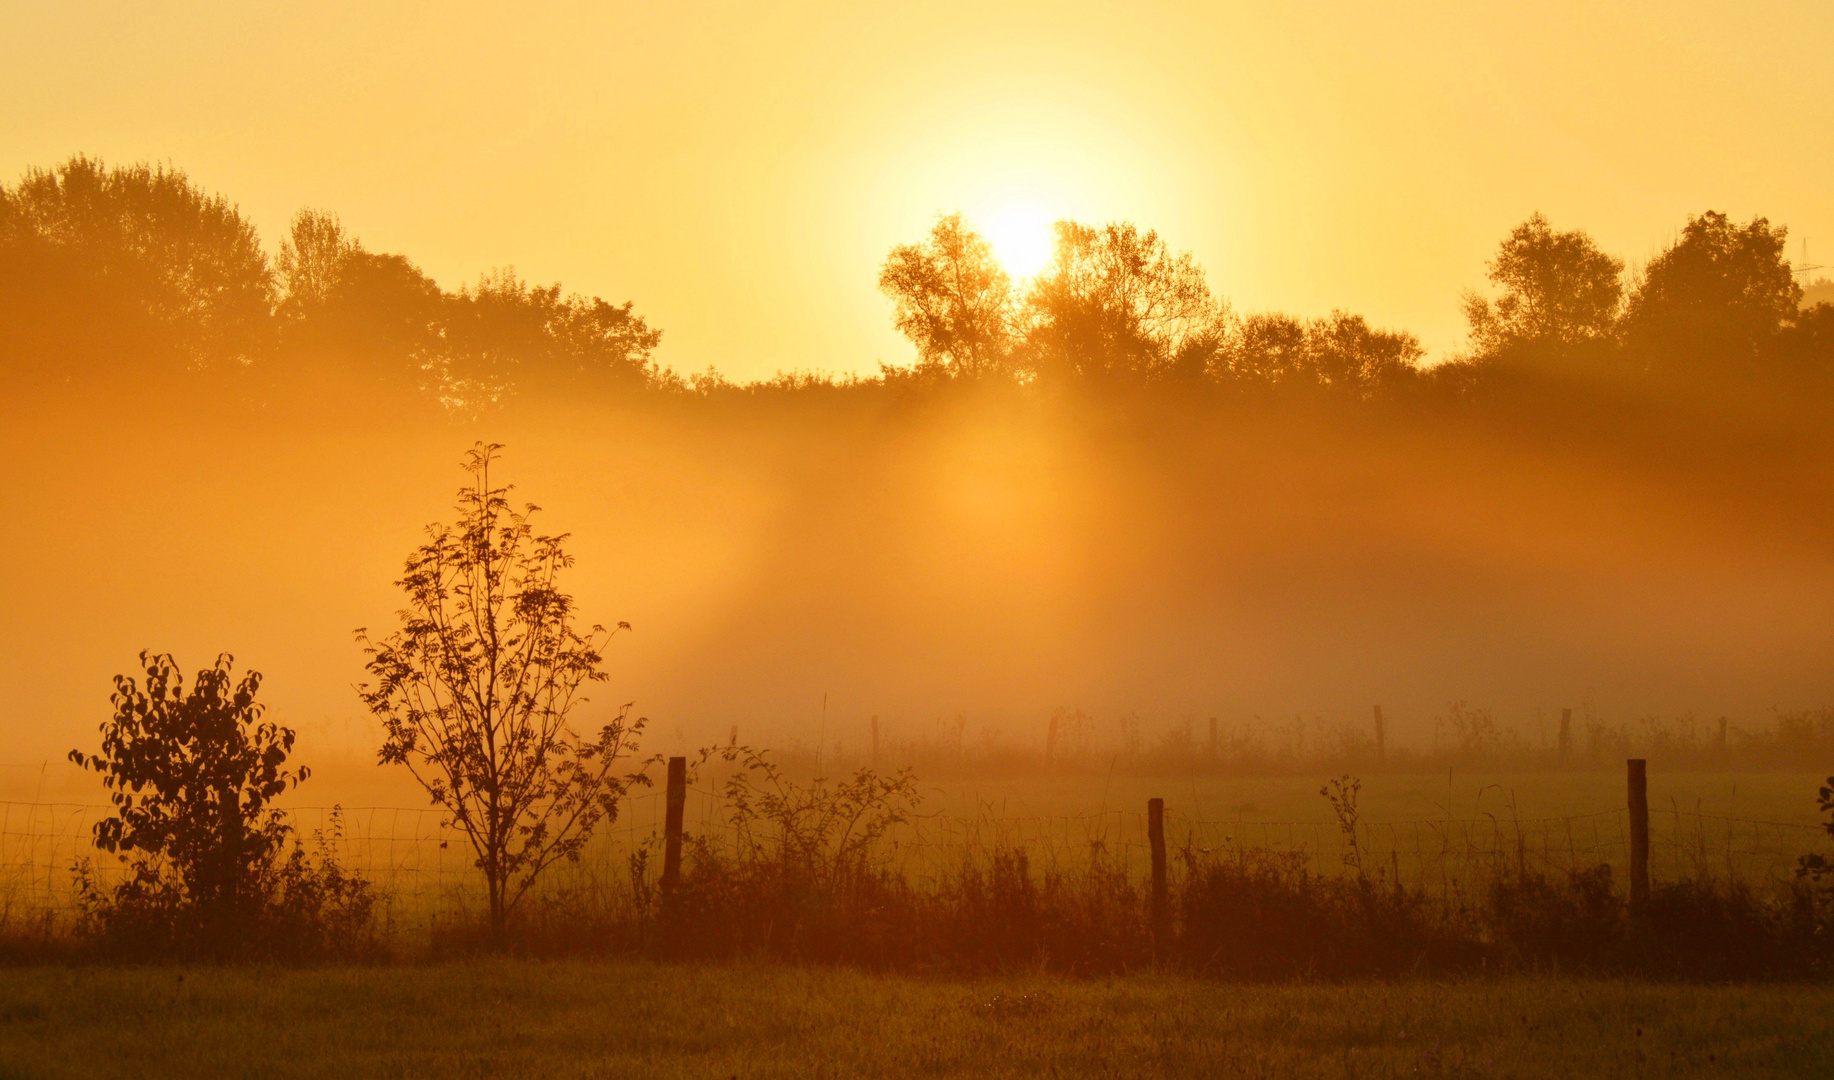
[
  {"x1": 1779, "y1": 302, "x2": 1834, "y2": 376},
  {"x1": 1021, "y1": 221, "x2": 1226, "y2": 384},
  {"x1": 1304, "y1": 311, "x2": 1426, "y2": 395},
  {"x1": 273, "y1": 209, "x2": 444, "y2": 397},
  {"x1": 878, "y1": 213, "x2": 1016, "y2": 379},
  {"x1": 1225, "y1": 310, "x2": 1423, "y2": 396},
  {"x1": 1462, "y1": 213, "x2": 1623, "y2": 358},
  {"x1": 1224, "y1": 312, "x2": 1310, "y2": 388},
  {"x1": 68, "y1": 651, "x2": 308, "y2": 947},
  {"x1": 435, "y1": 269, "x2": 664, "y2": 410},
  {"x1": 0, "y1": 156, "x2": 273, "y2": 381},
  {"x1": 276, "y1": 209, "x2": 355, "y2": 314},
  {"x1": 1623, "y1": 211, "x2": 1801, "y2": 372},
  {"x1": 356, "y1": 443, "x2": 647, "y2": 940}
]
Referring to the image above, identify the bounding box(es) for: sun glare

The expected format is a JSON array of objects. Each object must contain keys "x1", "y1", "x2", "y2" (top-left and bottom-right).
[{"x1": 986, "y1": 206, "x2": 1054, "y2": 278}]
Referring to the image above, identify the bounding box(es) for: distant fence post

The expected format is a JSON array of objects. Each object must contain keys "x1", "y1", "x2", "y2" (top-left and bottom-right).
[
  {"x1": 661, "y1": 756, "x2": 687, "y2": 906},
  {"x1": 1627, "y1": 758, "x2": 1649, "y2": 911},
  {"x1": 1147, "y1": 797, "x2": 1168, "y2": 958},
  {"x1": 1207, "y1": 717, "x2": 1218, "y2": 765},
  {"x1": 1558, "y1": 708, "x2": 1573, "y2": 764},
  {"x1": 1373, "y1": 705, "x2": 1386, "y2": 767},
  {"x1": 1045, "y1": 712, "x2": 1059, "y2": 768}
]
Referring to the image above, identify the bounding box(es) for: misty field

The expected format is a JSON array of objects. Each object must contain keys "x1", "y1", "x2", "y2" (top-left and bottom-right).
[
  {"x1": 0, "y1": 961, "x2": 1829, "y2": 1079},
  {"x1": 907, "y1": 768, "x2": 1825, "y2": 826}
]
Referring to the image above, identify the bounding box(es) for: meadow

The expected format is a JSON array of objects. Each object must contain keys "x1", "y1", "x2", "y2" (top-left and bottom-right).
[
  {"x1": 0, "y1": 961, "x2": 1829, "y2": 1079},
  {"x1": 878, "y1": 767, "x2": 1826, "y2": 829}
]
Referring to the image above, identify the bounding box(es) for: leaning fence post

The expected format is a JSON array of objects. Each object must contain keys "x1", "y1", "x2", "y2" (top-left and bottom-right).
[
  {"x1": 1147, "y1": 797, "x2": 1168, "y2": 958},
  {"x1": 661, "y1": 756, "x2": 687, "y2": 906},
  {"x1": 1627, "y1": 758, "x2": 1649, "y2": 911}
]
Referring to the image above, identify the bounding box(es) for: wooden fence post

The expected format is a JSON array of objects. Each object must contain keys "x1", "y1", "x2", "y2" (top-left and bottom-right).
[
  {"x1": 1147, "y1": 797, "x2": 1168, "y2": 957},
  {"x1": 1627, "y1": 758, "x2": 1649, "y2": 911},
  {"x1": 1558, "y1": 708, "x2": 1572, "y2": 764},
  {"x1": 662, "y1": 756, "x2": 687, "y2": 903},
  {"x1": 1045, "y1": 712, "x2": 1059, "y2": 767},
  {"x1": 1373, "y1": 705, "x2": 1386, "y2": 766}
]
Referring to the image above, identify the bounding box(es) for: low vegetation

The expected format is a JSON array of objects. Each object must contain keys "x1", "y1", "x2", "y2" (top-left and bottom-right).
[{"x1": 495, "y1": 753, "x2": 1834, "y2": 981}]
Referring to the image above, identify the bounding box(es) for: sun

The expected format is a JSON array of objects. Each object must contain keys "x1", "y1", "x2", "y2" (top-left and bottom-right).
[{"x1": 985, "y1": 206, "x2": 1054, "y2": 278}]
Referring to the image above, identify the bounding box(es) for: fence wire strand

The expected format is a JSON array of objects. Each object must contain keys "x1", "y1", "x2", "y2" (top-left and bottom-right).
[{"x1": 1, "y1": 795, "x2": 1825, "y2": 933}]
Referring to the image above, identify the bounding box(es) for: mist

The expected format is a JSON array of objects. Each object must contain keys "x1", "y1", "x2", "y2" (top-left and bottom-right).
[{"x1": 7, "y1": 375, "x2": 1831, "y2": 804}]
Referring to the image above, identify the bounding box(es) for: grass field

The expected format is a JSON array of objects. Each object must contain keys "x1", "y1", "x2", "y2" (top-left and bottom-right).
[{"x1": 0, "y1": 962, "x2": 1828, "y2": 1079}]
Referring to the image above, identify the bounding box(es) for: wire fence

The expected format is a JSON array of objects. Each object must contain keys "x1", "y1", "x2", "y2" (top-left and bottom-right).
[{"x1": 2, "y1": 790, "x2": 1827, "y2": 933}]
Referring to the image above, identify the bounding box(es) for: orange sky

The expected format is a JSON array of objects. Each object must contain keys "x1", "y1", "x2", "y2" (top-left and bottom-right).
[{"x1": 4, "y1": 1, "x2": 1832, "y2": 380}]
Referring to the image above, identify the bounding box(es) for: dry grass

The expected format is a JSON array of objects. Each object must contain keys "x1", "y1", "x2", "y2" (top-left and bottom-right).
[{"x1": 0, "y1": 961, "x2": 1829, "y2": 1079}]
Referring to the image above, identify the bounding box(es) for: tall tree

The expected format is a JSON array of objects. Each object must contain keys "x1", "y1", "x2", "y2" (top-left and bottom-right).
[
  {"x1": 0, "y1": 156, "x2": 274, "y2": 377},
  {"x1": 878, "y1": 213, "x2": 1015, "y2": 379},
  {"x1": 1225, "y1": 311, "x2": 1423, "y2": 396},
  {"x1": 276, "y1": 209, "x2": 357, "y2": 314},
  {"x1": 1021, "y1": 221, "x2": 1226, "y2": 384},
  {"x1": 272, "y1": 209, "x2": 444, "y2": 398},
  {"x1": 1303, "y1": 311, "x2": 1426, "y2": 395},
  {"x1": 1461, "y1": 213, "x2": 1623, "y2": 358},
  {"x1": 1623, "y1": 210, "x2": 1801, "y2": 371},
  {"x1": 435, "y1": 270, "x2": 664, "y2": 410},
  {"x1": 356, "y1": 443, "x2": 647, "y2": 940}
]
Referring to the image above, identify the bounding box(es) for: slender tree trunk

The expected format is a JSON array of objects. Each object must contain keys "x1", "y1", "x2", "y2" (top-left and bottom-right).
[{"x1": 487, "y1": 809, "x2": 508, "y2": 944}]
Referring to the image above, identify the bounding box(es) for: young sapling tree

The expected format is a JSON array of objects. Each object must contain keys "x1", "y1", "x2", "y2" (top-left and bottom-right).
[{"x1": 357, "y1": 442, "x2": 646, "y2": 938}]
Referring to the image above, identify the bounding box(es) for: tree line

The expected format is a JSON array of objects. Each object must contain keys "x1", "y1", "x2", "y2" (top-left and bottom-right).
[
  {"x1": 4, "y1": 154, "x2": 1831, "y2": 410},
  {"x1": 0, "y1": 157, "x2": 663, "y2": 409},
  {"x1": 882, "y1": 210, "x2": 1833, "y2": 396}
]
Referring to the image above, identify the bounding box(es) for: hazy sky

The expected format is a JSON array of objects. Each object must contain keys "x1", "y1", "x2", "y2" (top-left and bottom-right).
[{"x1": 4, "y1": 1, "x2": 1831, "y2": 381}]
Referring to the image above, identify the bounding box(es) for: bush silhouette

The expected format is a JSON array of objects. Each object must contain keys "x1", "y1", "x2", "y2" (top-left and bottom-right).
[{"x1": 69, "y1": 651, "x2": 371, "y2": 959}]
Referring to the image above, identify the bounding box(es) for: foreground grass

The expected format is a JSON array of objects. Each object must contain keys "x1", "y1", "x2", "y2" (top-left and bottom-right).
[{"x1": 0, "y1": 962, "x2": 1828, "y2": 1079}]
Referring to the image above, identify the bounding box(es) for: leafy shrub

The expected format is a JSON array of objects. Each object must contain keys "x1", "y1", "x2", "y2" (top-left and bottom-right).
[
  {"x1": 68, "y1": 651, "x2": 376, "y2": 960},
  {"x1": 1797, "y1": 776, "x2": 1834, "y2": 891}
]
